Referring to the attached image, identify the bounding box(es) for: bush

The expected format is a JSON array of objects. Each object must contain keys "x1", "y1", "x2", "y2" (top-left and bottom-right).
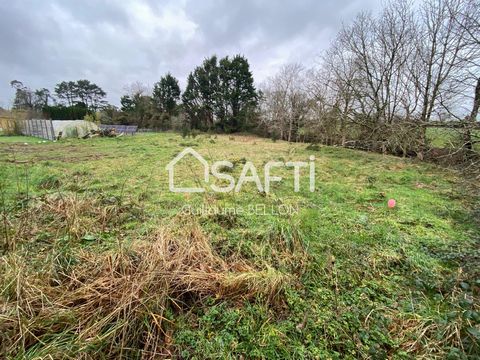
[
  {"x1": 306, "y1": 143, "x2": 321, "y2": 151},
  {"x1": 43, "y1": 104, "x2": 89, "y2": 120},
  {"x1": 191, "y1": 129, "x2": 201, "y2": 138},
  {"x1": 181, "y1": 126, "x2": 190, "y2": 138}
]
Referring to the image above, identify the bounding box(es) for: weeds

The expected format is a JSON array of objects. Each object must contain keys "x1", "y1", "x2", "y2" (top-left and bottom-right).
[
  {"x1": 0, "y1": 223, "x2": 290, "y2": 358},
  {"x1": 2, "y1": 192, "x2": 144, "y2": 250},
  {"x1": 0, "y1": 133, "x2": 479, "y2": 358},
  {"x1": 37, "y1": 174, "x2": 61, "y2": 190},
  {"x1": 306, "y1": 143, "x2": 321, "y2": 151}
]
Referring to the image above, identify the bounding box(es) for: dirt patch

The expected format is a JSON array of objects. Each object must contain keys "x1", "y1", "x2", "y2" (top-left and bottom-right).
[
  {"x1": 0, "y1": 143, "x2": 108, "y2": 163},
  {"x1": 0, "y1": 143, "x2": 80, "y2": 153}
]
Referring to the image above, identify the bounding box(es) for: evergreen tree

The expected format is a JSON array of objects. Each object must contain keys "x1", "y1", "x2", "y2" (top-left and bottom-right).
[
  {"x1": 10, "y1": 80, "x2": 33, "y2": 110},
  {"x1": 33, "y1": 88, "x2": 51, "y2": 110},
  {"x1": 120, "y1": 93, "x2": 153, "y2": 128},
  {"x1": 55, "y1": 80, "x2": 106, "y2": 111},
  {"x1": 54, "y1": 81, "x2": 77, "y2": 106},
  {"x1": 182, "y1": 73, "x2": 203, "y2": 130},
  {"x1": 182, "y1": 55, "x2": 257, "y2": 132},
  {"x1": 217, "y1": 55, "x2": 258, "y2": 132},
  {"x1": 182, "y1": 56, "x2": 220, "y2": 130},
  {"x1": 10, "y1": 81, "x2": 53, "y2": 111},
  {"x1": 152, "y1": 73, "x2": 181, "y2": 116}
]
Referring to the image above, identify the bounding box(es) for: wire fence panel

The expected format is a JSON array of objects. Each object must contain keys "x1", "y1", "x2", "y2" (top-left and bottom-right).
[
  {"x1": 21, "y1": 119, "x2": 55, "y2": 140},
  {"x1": 99, "y1": 124, "x2": 138, "y2": 135}
]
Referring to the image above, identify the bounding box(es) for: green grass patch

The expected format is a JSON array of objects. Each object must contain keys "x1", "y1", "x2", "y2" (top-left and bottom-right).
[{"x1": 0, "y1": 133, "x2": 478, "y2": 358}]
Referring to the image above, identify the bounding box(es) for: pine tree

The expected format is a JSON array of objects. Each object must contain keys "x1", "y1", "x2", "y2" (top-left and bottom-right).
[
  {"x1": 152, "y1": 73, "x2": 181, "y2": 116},
  {"x1": 182, "y1": 55, "x2": 258, "y2": 132},
  {"x1": 182, "y1": 56, "x2": 219, "y2": 130}
]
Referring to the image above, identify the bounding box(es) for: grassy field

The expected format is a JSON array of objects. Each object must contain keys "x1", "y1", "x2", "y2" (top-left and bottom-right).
[
  {"x1": 427, "y1": 127, "x2": 480, "y2": 151},
  {"x1": 0, "y1": 133, "x2": 479, "y2": 359}
]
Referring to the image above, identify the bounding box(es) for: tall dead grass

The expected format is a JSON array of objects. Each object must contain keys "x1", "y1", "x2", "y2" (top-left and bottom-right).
[
  {"x1": 0, "y1": 222, "x2": 291, "y2": 358},
  {"x1": 2, "y1": 192, "x2": 144, "y2": 252}
]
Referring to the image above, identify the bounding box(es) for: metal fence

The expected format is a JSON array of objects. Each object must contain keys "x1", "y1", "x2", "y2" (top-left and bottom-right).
[
  {"x1": 137, "y1": 128, "x2": 164, "y2": 133},
  {"x1": 21, "y1": 119, "x2": 56, "y2": 140},
  {"x1": 99, "y1": 124, "x2": 138, "y2": 135}
]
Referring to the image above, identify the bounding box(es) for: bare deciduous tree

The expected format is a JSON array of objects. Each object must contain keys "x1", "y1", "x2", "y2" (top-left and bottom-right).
[{"x1": 260, "y1": 64, "x2": 309, "y2": 142}]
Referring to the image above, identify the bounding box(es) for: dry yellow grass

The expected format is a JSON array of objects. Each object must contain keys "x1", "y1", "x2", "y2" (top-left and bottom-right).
[{"x1": 0, "y1": 217, "x2": 291, "y2": 357}]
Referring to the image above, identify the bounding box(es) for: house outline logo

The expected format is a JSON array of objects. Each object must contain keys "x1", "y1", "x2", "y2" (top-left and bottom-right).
[
  {"x1": 166, "y1": 147, "x2": 316, "y2": 194},
  {"x1": 166, "y1": 147, "x2": 209, "y2": 193}
]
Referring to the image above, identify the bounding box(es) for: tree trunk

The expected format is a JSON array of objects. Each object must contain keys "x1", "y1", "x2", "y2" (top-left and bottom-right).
[
  {"x1": 340, "y1": 116, "x2": 346, "y2": 146},
  {"x1": 287, "y1": 119, "x2": 292, "y2": 142},
  {"x1": 464, "y1": 77, "x2": 480, "y2": 151},
  {"x1": 417, "y1": 126, "x2": 426, "y2": 161}
]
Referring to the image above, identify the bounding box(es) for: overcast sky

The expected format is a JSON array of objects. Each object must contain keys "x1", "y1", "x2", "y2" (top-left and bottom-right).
[{"x1": 0, "y1": 0, "x2": 383, "y2": 108}]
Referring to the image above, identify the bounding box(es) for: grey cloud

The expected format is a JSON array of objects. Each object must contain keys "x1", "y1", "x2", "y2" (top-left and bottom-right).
[{"x1": 0, "y1": 0, "x2": 382, "y2": 108}]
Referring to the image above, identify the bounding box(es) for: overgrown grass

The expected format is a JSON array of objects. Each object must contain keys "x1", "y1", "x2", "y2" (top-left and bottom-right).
[{"x1": 0, "y1": 133, "x2": 478, "y2": 358}]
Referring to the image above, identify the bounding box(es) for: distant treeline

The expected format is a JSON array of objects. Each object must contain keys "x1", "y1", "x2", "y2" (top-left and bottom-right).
[
  {"x1": 8, "y1": 0, "x2": 479, "y2": 168},
  {"x1": 112, "y1": 55, "x2": 258, "y2": 133},
  {"x1": 10, "y1": 79, "x2": 106, "y2": 120}
]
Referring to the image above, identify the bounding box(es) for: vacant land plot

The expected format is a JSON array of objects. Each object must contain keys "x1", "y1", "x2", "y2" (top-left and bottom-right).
[{"x1": 0, "y1": 133, "x2": 479, "y2": 359}]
